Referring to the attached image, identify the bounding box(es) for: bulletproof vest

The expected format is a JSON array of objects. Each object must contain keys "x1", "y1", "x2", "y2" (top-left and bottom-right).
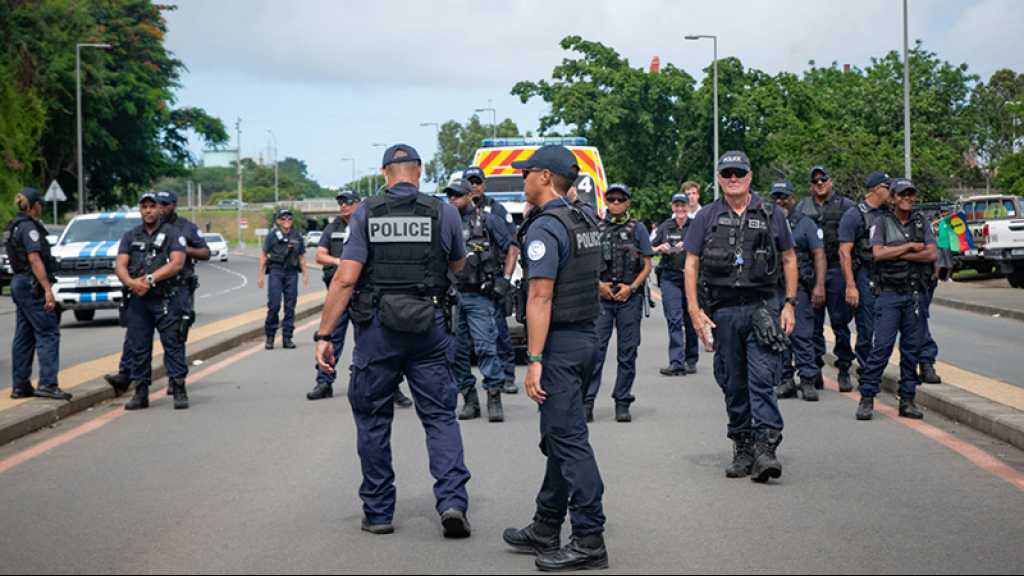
[
  {"x1": 357, "y1": 191, "x2": 450, "y2": 295},
  {"x1": 599, "y1": 218, "x2": 643, "y2": 285},
  {"x1": 456, "y1": 207, "x2": 499, "y2": 289},
  {"x1": 788, "y1": 211, "x2": 817, "y2": 290},
  {"x1": 799, "y1": 196, "x2": 846, "y2": 267},
  {"x1": 321, "y1": 217, "x2": 349, "y2": 285},
  {"x1": 854, "y1": 202, "x2": 884, "y2": 272},
  {"x1": 875, "y1": 212, "x2": 931, "y2": 292},
  {"x1": 656, "y1": 218, "x2": 688, "y2": 272},
  {"x1": 126, "y1": 222, "x2": 180, "y2": 297},
  {"x1": 266, "y1": 227, "x2": 301, "y2": 269},
  {"x1": 518, "y1": 202, "x2": 601, "y2": 325},
  {"x1": 700, "y1": 202, "x2": 779, "y2": 290},
  {"x1": 4, "y1": 214, "x2": 57, "y2": 277},
  {"x1": 164, "y1": 213, "x2": 197, "y2": 276}
]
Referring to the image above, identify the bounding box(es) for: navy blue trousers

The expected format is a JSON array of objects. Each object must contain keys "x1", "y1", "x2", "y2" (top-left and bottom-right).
[
  {"x1": 124, "y1": 292, "x2": 187, "y2": 383},
  {"x1": 584, "y1": 293, "x2": 643, "y2": 407},
  {"x1": 858, "y1": 291, "x2": 923, "y2": 400},
  {"x1": 852, "y1": 268, "x2": 878, "y2": 372},
  {"x1": 813, "y1": 267, "x2": 855, "y2": 370},
  {"x1": 789, "y1": 287, "x2": 820, "y2": 381},
  {"x1": 265, "y1": 268, "x2": 298, "y2": 339},
  {"x1": 919, "y1": 285, "x2": 938, "y2": 365},
  {"x1": 10, "y1": 274, "x2": 61, "y2": 390},
  {"x1": 494, "y1": 302, "x2": 516, "y2": 383},
  {"x1": 659, "y1": 270, "x2": 699, "y2": 369},
  {"x1": 315, "y1": 311, "x2": 350, "y2": 387},
  {"x1": 454, "y1": 292, "x2": 505, "y2": 392}
]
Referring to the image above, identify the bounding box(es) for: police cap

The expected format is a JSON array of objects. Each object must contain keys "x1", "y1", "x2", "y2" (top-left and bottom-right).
[
  {"x1": 275, "y1": 207, "x2": 294, "y2": 219},
  {"x1": 20, "y1": 187, "x2": 44, "y2": 207},
  {"x1": 671, "y1": 193, "x2": 689, "y2": 204},
  {"x1": 139, "y1": 191, "x2": 159, "y2": 204},
  {"x1": 890, "y1": 178, "x2": 918, "y2": 196},
  {"x1": 511, "y1": 145, "x2": 580, "y2": 179},
  {"x1": 336, "y1": 190, "x2": 360, "y2": 202},
  {"x1": 606, "y1": 183, "x2": 631, "y2": 198},
  {"x1": 463, "y1": 166, "x2": 486, "y2": 183},
  {"x1": 810, "y1": 165, "x2": 830, "y2": 180},
  {"x1": 156, "y1": 190, "x2": 178, "y2": 205},
  {"x1": 381, "y1": 144, "x2": 422, "y2": 168},
  {"x1": 717, "y1": 151, "x2": 751, "y2": 172},
  {"x1": 443, "y1": 179, "x2": 473, "y2": 197},
  {"x1": 864, "y1": 171, "x2": 891, "y2": 189},
  {"x1": 770, "y1": 181, "x2": 794, "y2": 197}
]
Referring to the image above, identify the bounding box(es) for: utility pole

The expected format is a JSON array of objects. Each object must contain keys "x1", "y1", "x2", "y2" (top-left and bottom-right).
[
  {"x1": 685, "y1": 34, "x2": 719, "y2": 200},
  {"x1": 236, "y1": 117, "x2": 243, "y2": 248},
  {"x1": 268, "y1": 129, "x2": 279, "y2": 204},
  {"x1": 903, "y1": 0, "x2": 913, "y2": 179},
  {"x1": 475, "y1": 106, "x2": 497, "y2": 139}
]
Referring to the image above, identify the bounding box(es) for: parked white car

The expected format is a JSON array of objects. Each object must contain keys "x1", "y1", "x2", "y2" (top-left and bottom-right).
[
  {"x1": 202, "y1": 233, "x2": 230, "y2": 262},
  {"x1": 305, "y1": 230, "x2": 323, "y2": 247}
]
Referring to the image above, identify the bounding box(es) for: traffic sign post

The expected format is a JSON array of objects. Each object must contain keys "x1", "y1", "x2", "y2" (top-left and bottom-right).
[{"x1": 43, "y1": 180, "x2": 67, "y2": 225}]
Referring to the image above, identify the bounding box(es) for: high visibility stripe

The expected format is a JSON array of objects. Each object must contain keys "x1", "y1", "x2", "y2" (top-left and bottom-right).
[
  {"x1": 477, "y1": 150, "x2": 502, "y2": 173},
  {"x1": 575, "y1": 150, "x2": 597, "y2": 175}
]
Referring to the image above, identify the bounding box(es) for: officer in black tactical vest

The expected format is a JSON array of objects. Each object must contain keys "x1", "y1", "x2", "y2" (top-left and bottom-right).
[
  {"x1": 685, "y1": 151, "x2": 798, "y2": 483},
  {"x1": 259, "y1": 208, "x2": 309, "y2": 350},
  {"x1": 114, "y1": 192, "x2": 190, "y2": 410},
  {"x1": 583, "y1": 183, "x2": 653, "y2": 423},
  {"x1": 855, "y1": 178, "x2": 934, "y2": 421},
  {"x1": 314, "y1": 144, "x2": 472, "y2": 539},
  {"x1": 653, "y1": 188, "x2": 701, "y2": 377},
  {"x1": 795, "y1": 166, "x2": 858, "y2": 391},
  {"x1": 501, "y1": 145, "x2": 609, "y2": 571},
  {"x1": 5, "y1": 187, "x2": 71, "y2": 400}
]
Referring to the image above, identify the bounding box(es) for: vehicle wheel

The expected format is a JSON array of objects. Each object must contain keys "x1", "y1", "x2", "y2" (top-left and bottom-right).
[
  {"x1": 74, "y1": 309, "x2": 96, "y2": 322},
  {"x1": 1009, "y1": 269, "x2": 1024, "y2": 289}
]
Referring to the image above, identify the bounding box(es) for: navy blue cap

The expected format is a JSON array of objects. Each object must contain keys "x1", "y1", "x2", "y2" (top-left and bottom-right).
[
  {"x1": 671, "y1": 193, "x2": 688, "y2": 204},
  {"x1": 443, "y1": 179, "x2": 473, "y2": 197},
  {"x1": 275, "y1": 207, "x2": 293, "y2": 218},
  {"x1": 606, "y1": 183, "x2": 631, "y2": 198},
  {"x1": 156, "y1": 190, "x2": 178, "y2": 204},
  {"x1": 464, "y1": 167, "x2": 485, "y2": 182},
  {"x1": 139, "y1": 191, "x2": 159, "y2": 204},
  {"x1": 511, "y1": 145, "x2": 580, "y2": 179},
  {"x1": 865, "y1": 171, "x2": 891, "y2": 189},
  {"x1": 810, "y1": 165, "x2": 830, "y2": 180},
  {"x1": 770, "y1": 181, "x2": 794, "y2": 197},
  {"x1": 890, "y1": 178, "x2": 918, "y2": 195},
  {"x1": 20, "y1": 187, "x2": 44, "y2": 206},
  {"x1": 381, "y1": 144, "x2": 421, "y2": 168},
  {"x1": 336, "y1": 190, "x2": 360, "y2": 202},
  {"x1": 717, "y1": 151, "x2": 751, "y2": 172}
]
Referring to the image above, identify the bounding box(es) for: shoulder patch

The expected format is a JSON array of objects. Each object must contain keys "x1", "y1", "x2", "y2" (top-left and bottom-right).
[
  {"x1": 179, "y1": 236, "x2": 187, "y2": 246},
  {"x1": 527, "y1": 240, "x2": 546, "y2": 261},
  {"x1": 28, "y1": 229, "x2": 40, "y2": 242},
  {"x1": 817, "y1": 228, "x2": 824, "y2": 240},
  {"x1": 506, "y1": 212, "x2": 514, "y2": 224}
]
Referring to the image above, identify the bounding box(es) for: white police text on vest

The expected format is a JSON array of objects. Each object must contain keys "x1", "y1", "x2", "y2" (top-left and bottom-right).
[{"x1": 368, "y1": 217, "x2": 432, "y2": 243}]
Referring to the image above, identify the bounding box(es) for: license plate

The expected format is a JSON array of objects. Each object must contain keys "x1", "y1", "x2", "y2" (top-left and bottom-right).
[{"x1": 80, "y1": 277, "x2": 109, "y2": 288}]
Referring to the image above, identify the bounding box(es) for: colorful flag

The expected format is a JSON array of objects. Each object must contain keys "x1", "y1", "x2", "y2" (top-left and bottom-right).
[{"x1": 947, "y1": 211, "x2": 974, "y2": 253}]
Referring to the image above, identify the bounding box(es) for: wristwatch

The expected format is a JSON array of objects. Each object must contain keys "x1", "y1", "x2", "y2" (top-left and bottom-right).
[
  {"x1": 145, "y1": 274, "x2": 155, "y2": 288},
  {"x1": 783, "y1": 296, "x2": 797, "y2": 307},
  {"x1": 313, "y1": 332, "x2": 332, "y2": 342},
  {"x1": 527, "y1": 354, "x2": 544, "y2": 364}
]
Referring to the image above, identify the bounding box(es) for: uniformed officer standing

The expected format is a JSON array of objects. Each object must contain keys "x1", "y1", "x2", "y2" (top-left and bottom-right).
[
  {"x1": 447, "y1": 179, "x2": 515, "y2": 422},
  {"x1": 314, "y1": 144, "x2": 472, "y2": 538},
  {"x1": 583, "y1": 183, "x2": 653, "y2": 423},
  {"x1": 5, "y1": 187, "x2": 71, "y2": 401},
  {"x1": 770, "y1": 181, "x2": 826, "y2": 402},
  {"x1": 259, "y1": 208, "x2": 309, "y2": 350},
  {"x1": 465, "y1": 166, "x2": 520, "y2": 394},
  {"x1": 653, "y1": 189, "x2": 700, "y2": 377},
  {"x1": 856, "y1": 179, "x2": 934, "y2": 421},
  {"x1": 795, "y1": 166, "x2": 857, "y2": 391},
  {"x1": 501, "y1": 145, "x2": 609, "y2": 571},
  {"x1": 114, "y1": 192, "x2": 189, "y2": 410},
  {"x1": 685, "y1": 151, "x2": 798, "y2": 483},
  {"x1": 838, "y1": 172, "x2": 892, "y2": 381}
]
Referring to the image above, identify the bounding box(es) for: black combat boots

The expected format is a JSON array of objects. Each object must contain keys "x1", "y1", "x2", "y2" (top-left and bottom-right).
[
  {"x1": 799, "y1": 377, "x2": 819, "y2": 402},
  {"x1": 440, "y1": 508, "x2": 471, "y2": 539},
  {"x1": 725, "y1": 433, "x2": 755, "y2": 478},
  {"x1": 307, "y1": 382, "x2": 333, "y2": 400},
  {"x1": 170, "y1": 379, "x2": 189, "y2": 410},
  {"x1": 615, "y1": 403, "x2": 631, "y2": 423},
  {"x1": 503, "y1": 521, "x2": 561, "y2": 555},
  {"x1": 124, "y1": 382, "x2": 149, "y2": 410},
  {"x1": 265, "y1": 335, "x2": 274, "y2": 350},
  {"x1": 919, "y1": 363, "x2": 941, "y2": 384},
  {"x1": 837, "y1": 368, "x2": 853, "y2": 393},
  {"x1": 104, "y1": 372, "x2": 132, "y2": 396},
  {"x1": 458, "y1": 388, "x2": 480, "y2": 420},
  {"x1": 487, "y1": 389, "x2": 504, "y2": 422},
  {"x1": 777, "y1": 377, "x2": 798, "y2": 399},
  {"x1": 899, "y1": 398, "x2": 924, "y2": 419},
  {"x1": 393, "y1": 387, "x2": 413, "y2": 408},
  {"x1": 856, "y1": 396, "x2": 874, "y2": 420},
  {"x1": 535, "y1": 533, "x2": 609, "y2": 572},
  {"x1": 751, "y1": 429, "x2": 783, "y2": 483},
  {"x1": 282, "y1": 337, "x2": 296, "y2": 349}
]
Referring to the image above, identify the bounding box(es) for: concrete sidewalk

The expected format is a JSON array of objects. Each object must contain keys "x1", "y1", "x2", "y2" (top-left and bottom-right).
[{"x1": 933, "y1": 279, "x2": 1024, "y2": 322}]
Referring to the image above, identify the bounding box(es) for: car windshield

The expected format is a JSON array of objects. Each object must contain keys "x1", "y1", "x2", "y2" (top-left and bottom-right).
[
  {"x1": 203, "y1": 234, "x2": 225, "y2": 242},
  {"x1": 60, "y1": 218, "x2": 138, "y2": 245}
]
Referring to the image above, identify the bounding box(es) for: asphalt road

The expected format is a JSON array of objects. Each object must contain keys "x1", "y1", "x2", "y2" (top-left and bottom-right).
[
  {"x1": 1, "y1": 304, "x2": 1021, "y2": 573},
  {"x1": 0, "y1": 253, "x2": 322, "y2": 390}
]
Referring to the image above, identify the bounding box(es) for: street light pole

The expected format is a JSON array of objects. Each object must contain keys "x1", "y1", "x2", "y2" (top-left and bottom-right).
[
  {"x1": 903, "y1": 0, "x2": 912, "y2": 179},
  {"x1": 686, "y1": 34, "x2": 719, "y2": 200},
  {"x1": 236, "y1": 117, "x2": 243, "y2": 248},
  {"x1": 267, "y1": 129, "x2": 279, "y2": 204},
  {"x1": 76, "y1": 42, "x2": 111, "y2": 214},
  {"x1": 420, "y1": 122, "x2": 441, "y2": 185},
  {"x1": 371, "y1": 144, "x2": 387, "y2": 196},
  {"x1": 475, "y1": 107, "x2": 497, "y2": 139}
]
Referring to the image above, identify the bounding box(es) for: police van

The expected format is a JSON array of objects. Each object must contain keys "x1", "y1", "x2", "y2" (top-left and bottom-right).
[{"x1": 51, "y1": 212, "x2": 141, "y2": 321}]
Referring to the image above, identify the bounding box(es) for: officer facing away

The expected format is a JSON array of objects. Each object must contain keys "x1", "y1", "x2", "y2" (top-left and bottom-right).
[
  {"x1": 583, "y1": 183, "x2": 653, "y2": 423},
  {"x1": 770, "y1": 181, "x2": 826, "y2": 402},
  {"x1": 314, "y1": 144, "x2": 472, "y2": 539},
  {"x1": 838, "y1": 172, "x2": 892, "y2": 380},
  {"x1": 114, "y1": 192, "x2": 190, "y2": 410},
  {"x1": 259, "y1": 208, "x2": 309, "y2": 350},
  {"x1": 446, "y1": 178, "x2": 515, "y2": 423},
  {"x1": 685, "y1": 151, "x2": 798, "y2": 483},
  {"x1": 502, "y1": 145, "x2": 609, "y2": 571},
  {"x1": 855, "y1": 179, "x2": 935, "y2": 421},
  {"x1": 653, "y1": 188, "x2": 701, "y2": 377},
  {"x1": 5, "y1": 187, "x2": 71, "y2": 401},
  {"x1": 795, "y1": 166, "x2": 857, "y2": 391}
]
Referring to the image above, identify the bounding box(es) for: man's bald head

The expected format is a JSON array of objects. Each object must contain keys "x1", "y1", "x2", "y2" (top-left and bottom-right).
[{"x1": 382, "y1": 158, "x2": 421, "y2": 188}]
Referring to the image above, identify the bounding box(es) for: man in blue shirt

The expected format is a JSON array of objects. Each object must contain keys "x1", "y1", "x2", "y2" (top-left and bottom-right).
[{"x1": 259, "y1": 208, "x2": 309, "y2": 350}]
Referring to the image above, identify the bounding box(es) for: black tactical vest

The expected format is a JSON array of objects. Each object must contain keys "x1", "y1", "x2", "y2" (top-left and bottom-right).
[
  {"x1": 266, "y1": 227, "x2": 301, "y2": 270},
  {"x1": 3, "y1": 213, "x2": 56, "y2": 277},
  {"x1": 599, "y1": 218, "x2": 643, "y2": 285},
  {"x1": 456, "y1": 207, "x2": 499, "y2": 289},
  {"x1": 656, "y1": 217, "x2": 689, "y2": 272},
  {"x1": 321, "y1": 216, "x2": 349, "y2": 286},
  {"x1": 164, "y1": 213, "x2": 199, "y2": 276},
  {"x1": 518, "y1": 203, "x2": 601, "y2": 325},
  {"x1": 788, "y1": 211, "x2": 816, "y2": 291},
  {"x1": 126, "y1": 222, "x2": 180, "y2": 297},
  {"x1": 798, "y1": 195, "x2": 846, "y2": 267},
  {"x1": 853, "y1": 202, "x2": 885, "y2": 272},
  {"x1": 700, "y1": 201, "x2": 780, "y2": 292},
  {"x1": 875, "y1": 212, "x2": 931, "y2": 292}
]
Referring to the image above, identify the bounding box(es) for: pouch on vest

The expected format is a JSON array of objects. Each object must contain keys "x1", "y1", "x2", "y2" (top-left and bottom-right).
[
  {"x1": 378, "y1": 293, "x2": 435, "y2": 334},
  {"x1": 349, "y1": 290, "x2": 376, "y2": 324}
]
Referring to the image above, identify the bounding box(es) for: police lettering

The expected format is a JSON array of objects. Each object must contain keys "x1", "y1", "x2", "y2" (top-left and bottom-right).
[
  {"x1": 368, "y1": 217, "x2": 432, "y2": 243},
  {"x1": 576, "y1": 230, "x2": 602, "y2": 251}
]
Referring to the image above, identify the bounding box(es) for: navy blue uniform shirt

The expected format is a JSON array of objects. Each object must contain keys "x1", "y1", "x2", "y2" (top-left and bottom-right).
[
  {"x1": 524, "y1": 198, "x2": 599, "y2": 280},
  {"x1": 838, "y1": 203, "x2": 889, "y2": 244},
  {"x1": 262, "y1": 227, "x2": 306, "y2": 257},
  {"x1": 791, "y1": 213, "x2": 824, "y2": 252},
  {"x1": 14, "y1": 219, "x2": 46, "y2": 257},
  {"x1": 117, "y1": 223, "x2": 187, "y2": 258},
  {"x1": 684, "y1": 193, "x2": 795, "y2": 256},
  {"x1": 481, "y1": 196, "x2": 518, "y2": 246}
]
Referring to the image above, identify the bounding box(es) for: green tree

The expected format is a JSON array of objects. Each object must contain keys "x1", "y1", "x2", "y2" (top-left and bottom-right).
[
  {"x1": 0, "y1": 61, "x2": 46, "y2": 223},
  {"x1": 424, "y1": 114, "x2": 520, "y2": 185}
]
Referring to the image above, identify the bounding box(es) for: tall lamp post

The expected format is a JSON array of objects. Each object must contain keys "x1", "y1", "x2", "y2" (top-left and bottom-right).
[
  {"x1": 475, "y1": 107, "x2": 497, "y2": 139},
  {"x1": 685, "y1": 34, "x2": 719, "y2": 200},
  {"x1": 371, "y1": 144, "x2": 387, "y2": 196},
  {"x1": 76, "y1": 42, "x2": 111, "y2": 214},
  {"x1": 902, "y1": 0, "x2": 913, "y2": 179},
  {"x1": 420, "y1": 122, "x2": 441, "y2": 186},
  {"x1": 267, "y1": 129, "x2": 279, "y2": 204}
]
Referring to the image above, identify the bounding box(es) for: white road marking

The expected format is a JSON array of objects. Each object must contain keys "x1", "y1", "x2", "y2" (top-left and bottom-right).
[{"x1": 198, "y1": 263, "x2": 249, "y2": 300}]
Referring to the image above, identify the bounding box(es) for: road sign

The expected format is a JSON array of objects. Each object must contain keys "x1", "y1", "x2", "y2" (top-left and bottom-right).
[
  {"x1": 255, "y1": 228, "x2": 269, "y2": 237},
  {"x1": 239, "y1": 217, "x2": 249, "y2": 230},
  {"x1": 44, "y1": 180, "x2": 67, "y2": 202}
]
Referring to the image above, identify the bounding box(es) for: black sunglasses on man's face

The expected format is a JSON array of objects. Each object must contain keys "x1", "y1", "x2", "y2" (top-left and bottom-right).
[
  {"x1": 606, "y1": 196, "x2": 628, "y2": 204},
  {"x1": 720, "y1": 168, "x2": 748, "y2": 180},
  {"x1": 338, "y1": 198, "x2": 358, "y2": 206},
  {"x1": 811, "y1": 177, "x2": 830, "y2": 185}
]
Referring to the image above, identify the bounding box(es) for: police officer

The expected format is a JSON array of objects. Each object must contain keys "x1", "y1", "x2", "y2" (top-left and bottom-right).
[
  {"x1": 314, "y1": 144, "x2": 471, "y2": 538},
  {"x1": 795, "y1": 166, "x2": 857, "y2": 391},
  {"x1": 114, "y1": 192, "x2": 190, "y2": 410},
  {"x1": 838, "y1": 172, "x2": 892, "y2": 382},
  {"x1": 856, "y1": 179, "x2": 934, "y2": 421},
  {"x1": 770, "y1": 181, "x2": 826, "y2": 402},
  {"x1": 465, "y1": 166, "x2": 520, "y2": 394},
  {"x1": 653, "y1": 189, "x2": 700, "y2": 377},
  {"x1": 501, "y1": 145, "x2": 608, "y2": 571},
  {"x1": 447, "y1": 179, "x2": 515, "y2": 422},
  {"x1": 583, "y1": 183, "x2": 653, "y2": 423},
  {"x1": 685, "y1": 151, "x2": 798, "y2": 483},
  {"x1": 259, "y1": 208, "x2": 309, "y2": 349},
  {"x1": 5, "y1": 187, "x2": 71, "y2": 401}
]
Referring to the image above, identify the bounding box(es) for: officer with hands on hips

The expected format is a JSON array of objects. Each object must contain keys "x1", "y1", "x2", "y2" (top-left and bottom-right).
[
  {"x1": 583, "y1": 183, "x2": 653, "y2": 423},
  {"x1": 685, "y1": 151, "x2": 798, "y2": 483},
  {"x1": 770, "y1": 181, "x2": 826, "y2": 402},
  {"x1": 314, "y1": 144, "x2": 472, "y2": 539},
  {"x1": 653, "y1": 188, "x2": 701, "y2": 377},
  {"x1": 501, "y1": 145, "x2": 609, "y2": 572},
  {"x1": 855, "y1": 178, "x2": 935, "y2": 421},
  {"x1": 5, "y1": 187, "x2": 71, "y2": 401},
  {"x1": 259, "y1": 208, "x2": 309, "y2": 350},
  {"x1": 115, "y1": 192, "x2": 190, "y2": 410}
]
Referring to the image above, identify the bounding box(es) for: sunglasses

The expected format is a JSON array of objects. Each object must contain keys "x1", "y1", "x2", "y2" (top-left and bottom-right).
[
  {"x1": 337, "y1": 198, "x2": 358, "y2": 206},
  {"x1": 895, "y1": 191, "x2": 917, "y2": 198},
  {"x1": 606, "y1": 196, "x2": 629, "y2": 204},
  {"x1": 719, "y1": 168, "x2": 749, "y2": 180},
  {"x1": 468, "y1": 177, "x2": 484, "y2": 185},
  {"x1": 811, "y1": 178, "x2": 830, "y2": 185},
  {"x1": 278, "y1": 215, "x2": 293, "y2": 221}
]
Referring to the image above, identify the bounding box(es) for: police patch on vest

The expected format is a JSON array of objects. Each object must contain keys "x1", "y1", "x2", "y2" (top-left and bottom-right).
[
  {"x1": 576, "y1": 230, "x2": 602, "y2": 251},
  {"x1": 29, "y1": 229, "x2": 40, "y2": 243},
  {"x1": 748, "y1": 218, "x2": 764, "y2": 230},
  {"x1": 368, "y1": 217, "x2": 432, "y2": 243},
  {"x1": 331, "y1": 231, "x2": 348, "y2": 240},
  {"x1": 528, "y1": 240, "x2": 546, "y2": 261}
]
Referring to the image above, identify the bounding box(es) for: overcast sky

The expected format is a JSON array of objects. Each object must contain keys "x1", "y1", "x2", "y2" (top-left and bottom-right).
[{"x1": 164, "y1": 0, "x2": 1024, "y2": 190}]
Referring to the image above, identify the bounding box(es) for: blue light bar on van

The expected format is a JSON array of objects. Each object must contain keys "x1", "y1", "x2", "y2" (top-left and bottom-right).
[{"x1": 480, "y1": 137, "x2": 588, "y2": 148}]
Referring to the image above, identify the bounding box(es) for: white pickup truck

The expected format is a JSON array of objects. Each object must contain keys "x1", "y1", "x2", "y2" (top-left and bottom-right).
[{"x1": 958, "y1": 195, "x2": 1024, "y2": 288}]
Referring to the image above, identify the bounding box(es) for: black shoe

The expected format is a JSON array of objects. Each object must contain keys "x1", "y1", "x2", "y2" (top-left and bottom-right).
[
  {"x1": 487, "y1": 389, "x2": 504, "y2": 422},
  {"x1": 307, "y1": 382, "x2": 333, "y2": 400},
  {"x1": 104, "y1": 373, "x2": 132, "y2": 396},
  {"x1": 393, "y1": 387, "x2": 413, "y2": 408},
  {"x1": 837, "y1": 369, "x2": 853, "y2": 393},
  {"x1": 920, "y1": 363, "x2": 942, "y2": 384},
  {"x1": 659, "y1": 366, "x2": 687, "y2": 377},
  {"x1": 535, "y1": 535, "x2": 609, "y2": 572},
  {"x1": 441, "y1": 508, "x2": 471, "y2": 539},
  {"x1": 750, "y1": 430, "x2": 783, "y2": 483},
  {"x1": 34, "y1": 385, "x2": 72, "y2": 401},
  {"x1": 503, "y1": 522, "x2": 561, "y2": 555},
  {"x1": 171, "y1": 379, "x2": 189, "y2": 410},
  {"x1": 899, "y1": 398, "x2": 924, "y2": 419},
  {"x1": 815, "y1": 372, "x2": 824, "y2": 390},
  {"x1": 124, "y1": 383, "x2": 149, "y2": 410},
  {"x1": 615, "y1": 403, "x2": 631, "y2": 423},
  {"x1": 10, "y1": 385, "x2": 34, "y2": 399},
  {"x1": 361, "y1": 517, "x2": 394, "y2": 535},
  {"x1": 585, "y1": 404, "x2": 594, "y2": 423},
  {"x1": 685, "y1": 362, "x2": 698, "y2": 375},
  {"x1": 725, "y1": 433, "x2": 755, "y2": 478},
  {"x1": 265, "y1": 336, "x2": 274, "y2": 350},
  {"x1": 799, "y1": 377, "x2": 819, "y2": 402},
  {"x1": 502, "y1": 380, "x2": 519, "y2": 394},
  {"x1": 777, "y1": 377, "x2": 798, "y2": 399},
  {"x1": 282, "y1": 338, "x2": 296, "y2": 349},
  {"x1": 856, "y1": 397, "x2": 874, "y2": 421},
  {"x1": 458, "y1": 388, "x2": 480, "y2": 420}
]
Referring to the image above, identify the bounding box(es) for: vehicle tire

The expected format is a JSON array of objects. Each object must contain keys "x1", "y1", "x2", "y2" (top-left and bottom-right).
[
  {"x1": 74, "y1": 309, "x2": 96, "y2": 322},
  {"x1": 1009, "y1": 269, "x2": 1024, "y2": 289}
]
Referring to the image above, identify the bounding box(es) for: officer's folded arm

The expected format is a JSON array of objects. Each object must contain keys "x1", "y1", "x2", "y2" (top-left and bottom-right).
[
  {"x1": 115, "y1": 254, "x2": 143, "y2": 294},
  {"x1": 902, "y1": 243, "x2": 938, "y2": 263},
  {"x1": 872, "y1": 243, "x2": 915, "y2": 261}
]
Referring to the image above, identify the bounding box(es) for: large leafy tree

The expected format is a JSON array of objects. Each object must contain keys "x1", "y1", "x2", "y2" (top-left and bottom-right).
[{"x1": 424, "y1": 114, "x2": 521, "y2": 185}]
